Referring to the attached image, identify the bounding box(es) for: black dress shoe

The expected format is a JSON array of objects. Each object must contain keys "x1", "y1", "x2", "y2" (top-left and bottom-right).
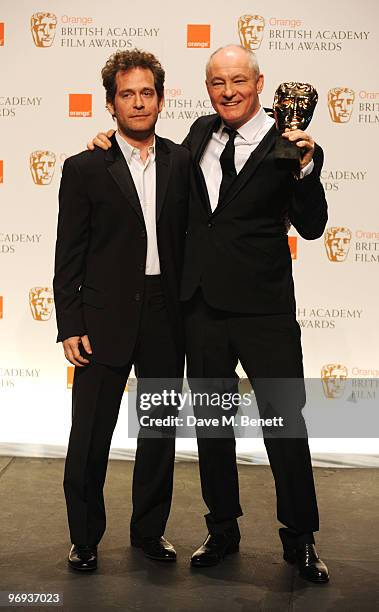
[
  {"x1": 279, "y1": 531, "x2": 329, "y2": 584},
  {"x1": 191, "y1": 533, "x2": 240, "y2": 567},
  {"x1": 130, "y1": 535, "x2": 176, "y2": 561},
  {"x1": 68, "y1": 544, "x2": 97, "y2": 571},
  {"x1": 295, "y1": 543, "x2": 329, "y2": 583}
]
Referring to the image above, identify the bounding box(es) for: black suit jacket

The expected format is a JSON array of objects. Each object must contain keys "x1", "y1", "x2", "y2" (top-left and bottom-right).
[
  {"x1": 181, "y1": 113, "x2": 328, "y2": 314},
  {"x1": 53, "y1": 133, "x2": 190, "y2": 366}
]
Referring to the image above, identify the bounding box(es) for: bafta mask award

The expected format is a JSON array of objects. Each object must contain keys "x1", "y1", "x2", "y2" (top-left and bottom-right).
[{"x1": 273, "y1": 82, "x2": 318, "y2": 170}]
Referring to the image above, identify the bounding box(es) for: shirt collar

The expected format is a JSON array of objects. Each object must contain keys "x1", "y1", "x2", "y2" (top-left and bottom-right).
[
  {"x1": 115, "y1": 130, "x2": 155, "y2": 164},
  {"x1": 218, "y1": 106, "x2": 272, "y2": 144}
]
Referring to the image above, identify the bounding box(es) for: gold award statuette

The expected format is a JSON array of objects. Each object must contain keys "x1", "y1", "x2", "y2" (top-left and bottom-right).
[{"x1": 273, "y1": 82, "x2": 318, "y2": 170}]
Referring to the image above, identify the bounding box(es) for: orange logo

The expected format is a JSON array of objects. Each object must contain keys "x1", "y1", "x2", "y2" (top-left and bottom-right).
[
  {"x1": 30, "y1": 151, "x2": 56, "y2": 185},
  {"x1": 324, "y1": 227, "x2": 352, "y2": 262},
  {"x1": 67, "y1": 366, "x2": 74, "y2": 389},
  {"x1": 29, "y1": 287, "x2": 54, "y2": 321},
  {"x1": 328, "y1": 87, "x2": 355, "y2": 123},
  {"x1": 0, "y1": 296, "x2": 3, "y2": 319},
  {"x1": 69, "y1": 94, "x2": 92, "y2": 117},
  {"x1": 187, "y1": 24, "x2": 210, "y2": 48},
  {"x1": 0, "y1": 160, "x2": 3, "y2": 183},
  {"x1": 288, "y1": 236, "x2": 297, "y2": 260},
  {"x1": 30, "y1": 12, "x2": 57, "y2": 47},
  {"x1": 321, "y1": 363, "x2": 348, "y2": 399},
  {"x1": 238, "y1": 14, "x2": 265, "y2": 50},
  {"x1": 0, "y1": 23, "x2": 4, "y2": 46}
]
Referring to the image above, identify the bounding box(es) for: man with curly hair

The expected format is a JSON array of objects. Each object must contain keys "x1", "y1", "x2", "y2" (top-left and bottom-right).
[{"x1": 54, "y1": 49, "x2": 190, "y2": 571}]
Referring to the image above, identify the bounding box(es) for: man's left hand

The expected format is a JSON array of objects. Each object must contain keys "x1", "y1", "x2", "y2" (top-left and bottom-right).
[
  {"x1": 87, "y1": 129, "x2": 114, "y2": 151},
  {"x1": 282, "y1": 128, "x2": 315, "y2": 169}
]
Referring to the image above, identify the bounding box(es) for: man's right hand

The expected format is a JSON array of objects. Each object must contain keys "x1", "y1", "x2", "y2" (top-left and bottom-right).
[
  {"x1": 63, "y1": 334, "x2": 93, "y2": 367},
  {"x1": 87, "y1": 129, "x2": 115, "y2": 151}
]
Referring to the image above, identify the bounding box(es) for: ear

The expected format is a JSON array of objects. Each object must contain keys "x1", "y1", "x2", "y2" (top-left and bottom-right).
[
  {"x1": 256, "y1": 74, "x2": 264, "y2": 94},
  {"x1": 158, "y1": 95, "x2": 164, "y2": 113},
  {"x1": 106, "y1": 102, "x2": 115, "y2": 118}
]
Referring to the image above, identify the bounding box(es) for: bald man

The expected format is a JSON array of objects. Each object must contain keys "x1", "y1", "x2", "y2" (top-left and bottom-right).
[{"x1": 88, "y1": 45, "x2": 329, "y2": 583}]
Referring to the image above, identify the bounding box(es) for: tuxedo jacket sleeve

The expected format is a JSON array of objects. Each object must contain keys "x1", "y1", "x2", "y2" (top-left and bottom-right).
[
  {"x1": 289, "y1": 144, "x2": 327, "y2": 239},
  {"x1": 53, "y1": 156, "x2": 90, "y2": 341}
]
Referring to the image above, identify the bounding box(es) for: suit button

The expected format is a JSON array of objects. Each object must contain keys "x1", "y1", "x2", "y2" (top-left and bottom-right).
[
  {"x1": 140, "y1": 230, "x2": 146, "y2": 238},
  {"x1": 208, "y1": 222, "x2": 213, "y2": 228},
  {"x1": 138, "y1": 263, "x2": 144, "y2": 271},
  {"x1": 135, "y1": 292, "x2": 141, "y2": 302}
]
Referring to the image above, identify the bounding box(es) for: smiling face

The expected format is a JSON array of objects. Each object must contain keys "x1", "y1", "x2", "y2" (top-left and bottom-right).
[
  {"x1": 206, "y1": 46, "x2": 264, "y2": 129},
  {"x1": 107, "y1": 67, "x2": 164, "y2": 140}
]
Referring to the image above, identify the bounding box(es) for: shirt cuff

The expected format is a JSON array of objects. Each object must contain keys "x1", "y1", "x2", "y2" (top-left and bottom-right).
[{"x1": 299, "y1": 159, "x2": 314, "y2": 179}]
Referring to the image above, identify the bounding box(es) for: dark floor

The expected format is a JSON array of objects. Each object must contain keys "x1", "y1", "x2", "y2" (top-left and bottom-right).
[{"x1": 0, "y1": 456, "x2": 378, "y2": 612}]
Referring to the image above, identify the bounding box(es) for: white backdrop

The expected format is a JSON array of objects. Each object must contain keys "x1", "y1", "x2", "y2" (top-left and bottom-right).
[{"x1": 1, "y1": 0, "x2": 378, "y2": 461}]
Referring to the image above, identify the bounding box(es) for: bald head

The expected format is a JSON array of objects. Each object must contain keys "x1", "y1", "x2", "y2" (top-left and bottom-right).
[
  {"x1": 206, "y1": 45, "x2": 260, "y2": 81},
  {"x1": 204, "y1": 44, "x2": 264, "y2": 129}
]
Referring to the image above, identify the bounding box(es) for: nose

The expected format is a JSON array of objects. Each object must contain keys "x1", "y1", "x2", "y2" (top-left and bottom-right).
[
  {"x1": 223, "y1": 83, "x2": 236, "y2": 99},
  {"x1": 292, "y1": 98, "x2": 299, "y2": 115},
  {"x1": 336, "y1": 239, "x2": 344, "y2": 250},
  {"x1": 134, "y1": 93, "x2": 144, "y2": 109}
]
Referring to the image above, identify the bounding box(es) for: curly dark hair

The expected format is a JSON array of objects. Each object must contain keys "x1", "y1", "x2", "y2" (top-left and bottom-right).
[{"x1": 101, "y1": 49, "x2": 165, "y2": 104}]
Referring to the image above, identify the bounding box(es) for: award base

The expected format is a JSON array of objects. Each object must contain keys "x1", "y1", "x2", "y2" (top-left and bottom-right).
[{"x1": 275, "y1": 137, "x2": 301, "y2": 173}]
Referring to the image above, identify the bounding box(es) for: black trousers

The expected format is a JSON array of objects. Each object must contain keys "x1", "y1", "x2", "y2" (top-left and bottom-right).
[
  {"x1": 185, "y1": 291, "x2": 319, "y2": 540},
  {"x1": 64, "y1": 276, "x2": 183, "y2": 546}
]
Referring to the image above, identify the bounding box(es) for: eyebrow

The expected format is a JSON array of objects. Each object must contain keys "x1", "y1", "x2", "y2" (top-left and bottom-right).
[
  {"x1": 211, "y1": 73, "x2": 248, "y2": 81},
  {"x1": 118, "y1": 87, "x2": 155, "y2": 94}
]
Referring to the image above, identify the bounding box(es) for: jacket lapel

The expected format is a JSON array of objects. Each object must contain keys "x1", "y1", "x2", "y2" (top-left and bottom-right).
[
  {"x1": 213, "y1": 124, "x2": 277, "y2": 216},
  {"x1": 155, "y1": 136, "x2": 171, "y2": 222},
  {"x1": 105, "y1": 134, "x2": 144, "y2": 224},
  {"x1": 194, "y1": 115, "x2": 221, "y2": 164},
  {"x1": 194, "y1": 116, "x2": 221, "y2": 216}
]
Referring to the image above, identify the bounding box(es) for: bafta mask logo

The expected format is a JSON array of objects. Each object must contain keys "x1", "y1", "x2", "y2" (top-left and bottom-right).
[
  {"x1": 31, "y1": 12, "x2": 57, "y2": 47},
  {"x1": 30, "y1": 151, "x2": 56, "y2": 185},
  {"x1": 324, "y1": 227, "x2": 352, "y2": 262},
  {"x1": 238, "y1": 14, "x2": 265, "y2": 50},
  {"x1": 29, "y1": 287, "x2": 54, "y2": 321},
  {"x1": 328, "y1": 87, "x2": 355, "y2": 123},
  {"x1": 321, "y1": 364, "x2": 348, "y2": 399}
]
